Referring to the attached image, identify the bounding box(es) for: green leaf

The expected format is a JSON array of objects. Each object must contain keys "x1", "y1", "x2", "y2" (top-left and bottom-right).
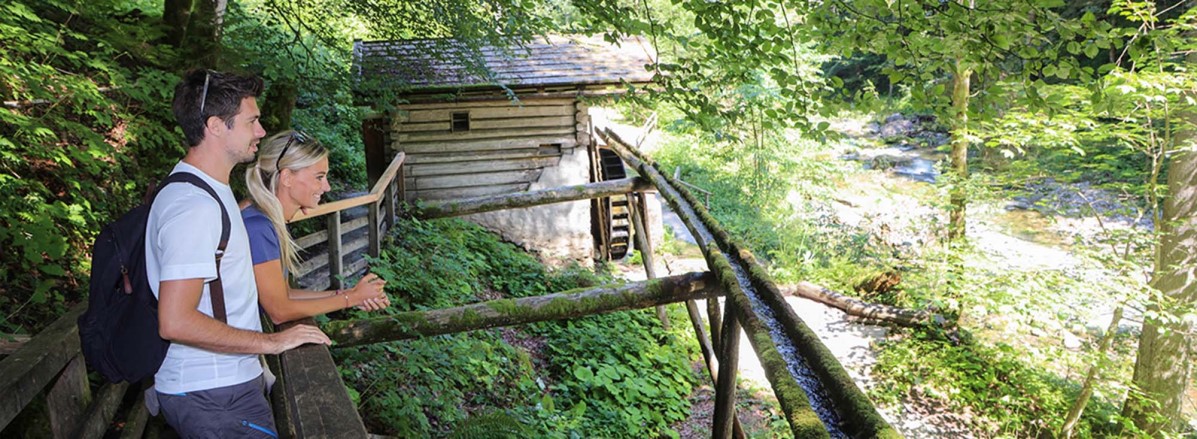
[{"x1": 573, "y1": 366, "x2": 593, "y2": 382}]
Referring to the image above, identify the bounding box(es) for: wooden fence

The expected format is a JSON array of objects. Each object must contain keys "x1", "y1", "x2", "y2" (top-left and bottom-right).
[{"x1": 290, "y1": 152, "x2": 406, "y2": 290}]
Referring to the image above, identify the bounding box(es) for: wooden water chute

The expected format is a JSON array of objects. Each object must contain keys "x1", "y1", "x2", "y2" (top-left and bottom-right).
[
  {"x1": 599, "y1": 127, "x2": 903, "y2": 439},
  {"x1": 353, "y1": 35, "x2": 656, "y2": 264}
]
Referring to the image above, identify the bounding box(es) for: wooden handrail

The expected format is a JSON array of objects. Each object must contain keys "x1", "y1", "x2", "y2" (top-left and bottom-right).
[{"x1": 289, "y1": 152, "x2": 406, "y2": 223}]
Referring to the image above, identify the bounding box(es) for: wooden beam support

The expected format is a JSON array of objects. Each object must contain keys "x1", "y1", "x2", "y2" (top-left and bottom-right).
[
  {"x1": 71, "y1": 382, "x2": 129, "y2": 439},
  {"x1": 712, "y1": 299, "x2": 742, "y2": 439},
  {"x1": 327, "y1": 211, "x2": 343, "y2": 290},
  {"x1": 326, "y1": 272, "x2": 721, "y2": 347},
  {"x1": 415, "y1": 177, "x2": 652, "y2": 219},
  {"x1": 368, "y1": 200, "x2": 381, "y2": 258},
  {"x1": 629, "y1": 192, "x2": 669, "y2": 329}
]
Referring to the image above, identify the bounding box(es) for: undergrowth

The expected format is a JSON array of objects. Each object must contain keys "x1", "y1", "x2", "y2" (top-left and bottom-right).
[{"x1": 331, "y1": 217, "x2": 700, "y2": 438}]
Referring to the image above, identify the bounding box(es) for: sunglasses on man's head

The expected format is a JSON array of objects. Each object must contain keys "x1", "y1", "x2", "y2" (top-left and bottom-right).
[
  {"x1": 198, "y1": 70, "x2": 213, "y2": 115},
  {"x1": 276, "y1": 131, "x2": 311, "y2": 171}
]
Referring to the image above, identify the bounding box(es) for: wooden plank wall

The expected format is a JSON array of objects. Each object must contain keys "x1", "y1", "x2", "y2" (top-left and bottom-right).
[{"x1": 393, "y1": 98, "x2": 584, "y2": 201}]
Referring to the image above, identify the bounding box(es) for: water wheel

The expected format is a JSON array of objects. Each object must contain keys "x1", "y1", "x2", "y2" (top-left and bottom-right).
[{"x1": 596, "y1": 148, "x2": 631, "y2": 260}]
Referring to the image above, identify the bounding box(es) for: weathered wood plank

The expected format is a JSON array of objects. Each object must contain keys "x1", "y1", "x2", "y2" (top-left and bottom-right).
[
  {"x1": 409, "y1": 183, "x2": 529, "y2": 201},
  {"x1": 398, "y1": 136, "x2": 576, "y2": 154},
  {"x1": 294, "y1": 216, "x2": 369, "y2": 252},
  {"x1": 294, "y1": 234, "x2": 372, "y2": 281},
  {"x1": 405, "y1": 156, "x2": 560, "y2": 177},
  {"x1": 0, "y1": 302, "x2": 85, "y2": 429},
  {"x1": 47, "y1": 355, "x2": 90, "y2": 439},
  {"x1": 326, "y1": 272, "x2": 721, "y2": 347},
  {"x1": 396, "y1": 98, "x2": 574, "y2": 111},
  {"x1": 277, "y1": 319, "x2": 368, "y2": 438},
  {"x1": 403, "y1": 105, "x2": 574, "y2": 123},
  {"x1": 402, "y1": 149, "x2": 542, "y2": 165},
  {"x1": 398, "y1": 116, "x2": 577, "y2": 133},
  {"x1": 407, "y1": 169, "x2": 542, "y2": 191},
  {"x1": 71, "y1": 381, "x2": 128, "y2": 439},
  {"x1": 118, "y1": 386, "x2": 149, "y2": 439},
  {"x1": 0, "y1": 334, "x2": 31, "y2": 356},
  {"x1": 396, "y1": 127, "x2": 575, "y2": 143}
]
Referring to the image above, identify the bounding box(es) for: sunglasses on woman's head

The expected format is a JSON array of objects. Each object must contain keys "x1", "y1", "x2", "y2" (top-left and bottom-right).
[{"x1": 276, "y1": 131, "x2": 311, "y2": 171}]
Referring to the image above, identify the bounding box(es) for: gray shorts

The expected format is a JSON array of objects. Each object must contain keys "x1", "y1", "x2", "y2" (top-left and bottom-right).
[{"x1": 153, "y1": 375, "x2": 278, "y2": 438}]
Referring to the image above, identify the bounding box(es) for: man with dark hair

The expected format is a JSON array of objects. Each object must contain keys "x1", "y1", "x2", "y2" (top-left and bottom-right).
[{"x1": 147, "y1": 69, "x2": 331, "y2": 437}]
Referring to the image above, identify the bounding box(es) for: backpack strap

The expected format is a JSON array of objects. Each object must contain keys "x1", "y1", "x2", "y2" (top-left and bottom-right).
[{"x1": 154, "y1": 172, "x2": 231, "y2": 323}]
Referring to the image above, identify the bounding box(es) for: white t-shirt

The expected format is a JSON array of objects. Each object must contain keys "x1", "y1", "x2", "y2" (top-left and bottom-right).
[{"x1": 146, "y1": 162, "x2": 263, "y2": 394}]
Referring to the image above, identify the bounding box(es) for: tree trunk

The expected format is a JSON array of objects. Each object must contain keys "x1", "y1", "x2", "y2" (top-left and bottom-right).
[
  {"x1": 781, "y1": 282, "x2": 944, "y2": 328},
  {"x1": 948, "y1": 59, "x2": 972, "y2": 242},
  {"x1": 416, "y1": 177, "x2": 651, "y2": 219},
  {"x1": 324, "y1": 271, "x2": 720, "y2": 347},
  {"x1": 177, "y1": 0, "x2": 227, "y2": 69},
  {"x1": 162, "y1": 0, "x2": 194, "y2": 48},
  {"x1": 259, "y1": 79, "x2": 298, "y2": 134},
  {"x1": 1122, "y1": 97, "x2": 1197, "y2": 436}
]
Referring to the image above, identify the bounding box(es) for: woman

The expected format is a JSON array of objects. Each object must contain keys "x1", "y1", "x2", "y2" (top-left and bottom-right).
[{"x1": 243, "y1": 130, "x2": 389, "y2": 324}]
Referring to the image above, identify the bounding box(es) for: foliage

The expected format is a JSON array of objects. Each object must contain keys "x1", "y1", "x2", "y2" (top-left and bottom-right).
[
  {"x1": 574, "y1": 0, "x2": 830, "y2": 148},
  {"x1": 872, "y1": 328, "x2": 1124, "y2": 438},
  {"x1": 339, "y1": 217, "x2": 699, "y2": 437},
  {"x1": 0, "y1": 0, "x2": 183, "y2": 333}
]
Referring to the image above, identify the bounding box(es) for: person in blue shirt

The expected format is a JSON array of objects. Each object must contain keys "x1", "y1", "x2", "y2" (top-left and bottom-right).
[{"x1": 242, "y1": 130, "x2": 389, "y2": 324}]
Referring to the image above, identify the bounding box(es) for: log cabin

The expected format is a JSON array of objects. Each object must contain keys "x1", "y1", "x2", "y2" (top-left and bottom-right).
[{"x1": 353, "y1": 35, "x2": 658, "y2": 264}]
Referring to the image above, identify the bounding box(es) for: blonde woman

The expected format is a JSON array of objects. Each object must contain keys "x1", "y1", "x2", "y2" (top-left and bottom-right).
[{"x1": 242, "y1": 130, "x2": 389, "y2": 324}]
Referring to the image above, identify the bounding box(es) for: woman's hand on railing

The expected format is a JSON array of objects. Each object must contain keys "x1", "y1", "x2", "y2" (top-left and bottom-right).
[{"x1": 347, "y1": 273, "x2": 390, "y2": 311}]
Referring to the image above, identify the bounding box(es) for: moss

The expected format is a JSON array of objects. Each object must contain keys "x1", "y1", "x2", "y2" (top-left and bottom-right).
[
  {"x1": 484, "y1": 299, "x2": 519, "y2": 316},
  {"x1": 540, "y1": 296, "x2": 577, "y2": 318},
  {"x1": 450, "y1": 308, "x2": 486, "y2": 329}
]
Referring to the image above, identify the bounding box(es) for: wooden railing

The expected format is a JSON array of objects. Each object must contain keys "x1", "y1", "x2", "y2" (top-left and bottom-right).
[
  {"x1": 289, "y1": 152, "x2": 406, "y2": 289},
  {"x1": 0, "y1": 304, "x2": 149, "y2": 439}
]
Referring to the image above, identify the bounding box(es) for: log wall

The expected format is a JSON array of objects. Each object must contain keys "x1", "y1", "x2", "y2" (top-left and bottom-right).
[
  {"x1": 392, "y1": 97, "x2": 597, "y2": 263},
  {"x1": 393, "y1": 98, "x2": 583, "y2": 201}
]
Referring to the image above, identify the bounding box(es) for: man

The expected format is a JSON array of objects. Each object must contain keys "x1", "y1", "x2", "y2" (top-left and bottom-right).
[{"x1": 147, "y1": 69, "x2": 330, "y2": 438}]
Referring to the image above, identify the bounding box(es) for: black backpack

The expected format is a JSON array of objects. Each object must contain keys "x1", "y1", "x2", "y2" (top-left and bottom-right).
[{"x1": 78, "y1": 172, "x2": 231, "y2": 383}]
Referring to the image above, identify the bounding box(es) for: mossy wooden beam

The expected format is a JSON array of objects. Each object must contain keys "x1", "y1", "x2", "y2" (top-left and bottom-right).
[
  {"x1": 415, "y1": 177, "x2": 652, "y2": 219},
  {"x1": 325, "y1": 271, "x2": 720, "y2": 347},
  {"x1": 601, "y1": 128, "x2": 902, "y2": 439}
]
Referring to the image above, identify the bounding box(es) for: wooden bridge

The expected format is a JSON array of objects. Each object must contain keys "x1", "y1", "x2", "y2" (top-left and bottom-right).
[{"x1": 0, "y1": 132, "x2": 900, "y2": 438}]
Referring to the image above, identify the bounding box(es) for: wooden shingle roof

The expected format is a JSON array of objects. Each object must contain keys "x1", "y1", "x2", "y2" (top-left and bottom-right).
[{"x1": 353, "y1": 35, "x2": 656, "y2": 93}]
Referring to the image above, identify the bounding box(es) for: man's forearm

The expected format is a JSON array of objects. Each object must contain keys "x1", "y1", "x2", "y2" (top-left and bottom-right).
[{"x1": 163, "y1": 308, "x2": 278, "y2": 354}]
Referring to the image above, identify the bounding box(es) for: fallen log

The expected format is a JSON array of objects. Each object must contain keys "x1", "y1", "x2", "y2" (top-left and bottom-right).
[
  {"x1": 782, "y1": 282, "x2": 944, "y2": 328},
  {"x1": 325, "y1": 271, "x2": 720, "y2": 347}
]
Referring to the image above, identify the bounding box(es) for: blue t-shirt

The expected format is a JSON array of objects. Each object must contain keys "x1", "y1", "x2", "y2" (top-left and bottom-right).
[{"x1": 242, "y1": 204, "x2": 281, "y2": 266}]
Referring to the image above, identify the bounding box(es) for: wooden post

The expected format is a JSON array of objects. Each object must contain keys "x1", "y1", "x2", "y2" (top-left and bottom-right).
[
  {"x1": 629, "y1": 192, "x2": 669, "y2": 329},
  {"x1": 708, "y1": 296, "x2": 723, "y2": 352},
  {"x1": 327, "y1": 211, "x2": 343, "y2": 289},
  {"x1": 46, "y1": 355, "x2": 90, "y2": 439},
  {"x1": 384, "y1": 181, "x2": 396, "y2": 231},
  {"x1": 368, "y1": 199, "x2": 381, "y2": 258},
  {"x1": 712, "y1": 301, "x2": 742, "y2": 439}
]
